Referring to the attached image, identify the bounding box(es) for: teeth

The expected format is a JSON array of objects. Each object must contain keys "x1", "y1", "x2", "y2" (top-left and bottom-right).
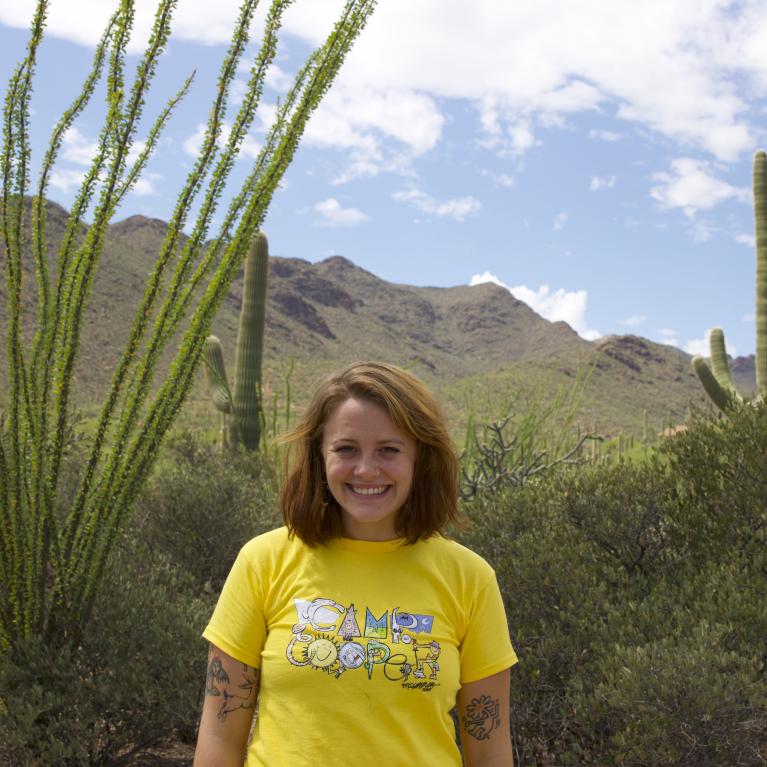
[{"x1": 351, "y1": 486, "x2": 387, "y2": 496}]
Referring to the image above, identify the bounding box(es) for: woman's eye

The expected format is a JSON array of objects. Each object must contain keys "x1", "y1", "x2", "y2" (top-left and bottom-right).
[
  {"x1": 380, "y1": 446, "x2": 400, "y2": 454},
  {"x1": 334, "y1": 445, "x2": 355, "y2": 453}
]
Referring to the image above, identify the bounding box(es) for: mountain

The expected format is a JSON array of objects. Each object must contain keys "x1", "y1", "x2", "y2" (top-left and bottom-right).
[{"x1": 0, "y1": 202, "x2": 756, "y2": 435}]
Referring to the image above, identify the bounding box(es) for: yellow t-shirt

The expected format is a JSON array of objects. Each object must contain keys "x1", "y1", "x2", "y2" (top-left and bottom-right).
[{"x1": 203, "y1": 527, "x2": 517, "y2": 766}]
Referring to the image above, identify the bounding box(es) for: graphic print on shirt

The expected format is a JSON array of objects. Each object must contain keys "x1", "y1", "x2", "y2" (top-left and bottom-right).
[{"x1": 285, "y1": 597, "x2": 440, "y2": 692}]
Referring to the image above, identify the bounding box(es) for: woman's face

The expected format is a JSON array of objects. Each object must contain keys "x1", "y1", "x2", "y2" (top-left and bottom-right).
[{"x1": 321, "y1": 397, "x2": 417, "y2": 541}]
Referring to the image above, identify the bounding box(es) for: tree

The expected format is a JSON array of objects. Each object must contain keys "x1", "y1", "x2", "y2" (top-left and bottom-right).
[{"x1": 0, "y1": 0, "x2": 377, "y2": 651}]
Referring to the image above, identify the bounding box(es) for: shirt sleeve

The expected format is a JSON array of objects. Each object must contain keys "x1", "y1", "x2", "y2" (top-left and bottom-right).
[
  {"x1": 459, "y1": 573, "x2": 518, "y2": 685},
  {"x1": 202, "y1": 544, "x2": 267, "y2": 669}
]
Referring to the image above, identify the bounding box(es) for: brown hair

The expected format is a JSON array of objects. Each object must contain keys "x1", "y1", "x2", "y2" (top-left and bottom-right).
[{"x1": 280, "y1": 362, "x2": 460, "y2": 546}]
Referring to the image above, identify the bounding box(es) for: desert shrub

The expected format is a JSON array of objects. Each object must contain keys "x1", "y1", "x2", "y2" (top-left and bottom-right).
[
  {"x1": 661, "y1": 401, "x2": 767, "y2": 564},
  {"x1": 568, "y1": 549, "x2": 767, "y2": 767},
  {"x1": 132, "y1": 430, "x2": 280, "y2": 592},
  {"x1": 0, "y1": 538, "x2": 212, "y2": 766},
  {"x1": 560, "y1": 460, "x2": 676, "y2": 581},
  {"x1": 460, "y1": 402, "x2": 767, "y2": 766},
  {"x1": 461, "y1": 477, "x2": 611, "y2": 764},
  {"x1": 590, "y1": 633, "x2": 766, "y2": 767}
]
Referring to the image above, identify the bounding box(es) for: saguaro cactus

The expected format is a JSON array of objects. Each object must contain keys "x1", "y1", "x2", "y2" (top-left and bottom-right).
[
  {"x1": 204, "y1": 232, "x2": 269, "y2": 449},
  {"x1": 692, "y1": 150, "x2": 767, "y2": 411}
]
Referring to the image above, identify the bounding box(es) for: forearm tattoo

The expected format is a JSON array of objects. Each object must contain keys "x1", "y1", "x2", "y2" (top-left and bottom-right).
[
  {"x1": 462, "y1": 694, "x2": 501, "y2": 741},
  {"x1": 205, "y1": 651, "x2": 260, "y2": 721}
]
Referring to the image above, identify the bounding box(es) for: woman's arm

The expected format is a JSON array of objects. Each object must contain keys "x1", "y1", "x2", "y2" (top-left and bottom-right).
[
  {"x1": 193, "y1": 643, "x2": 260, "y2": 767},
  {"x1": 456, "y1": 668, "x2": 513, "y2": 767}
]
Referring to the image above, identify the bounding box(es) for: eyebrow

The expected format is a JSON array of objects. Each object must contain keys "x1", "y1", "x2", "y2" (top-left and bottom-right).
[{"x1": 329, "y1": 437, "x2": 406, "y2": 445}]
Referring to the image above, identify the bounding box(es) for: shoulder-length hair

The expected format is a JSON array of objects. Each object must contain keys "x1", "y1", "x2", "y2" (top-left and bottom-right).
[{"x1": 280, "y1": 361, "x2": 460, "y2": 546}]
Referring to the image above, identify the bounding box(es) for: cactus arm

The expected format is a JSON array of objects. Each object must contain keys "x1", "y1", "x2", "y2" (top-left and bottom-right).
[
  {"x1": 203, "y1": 335, "x2": 232, "y2": 414},
  {"x1": 692, "y1": 356, "x2": 740, "y2": 412},
  {"x1": 708, "y1": 327, "x2": 738, "y2": 393},
  {"x1": 693, "y1": 150, "x2": 767, "y2": 409},
  {"x1": 754, "y1": 150, "x2": 767, "y2": 397},
  {"x1": 230, "y1": 232, "x2": 268, "y2": 450}
]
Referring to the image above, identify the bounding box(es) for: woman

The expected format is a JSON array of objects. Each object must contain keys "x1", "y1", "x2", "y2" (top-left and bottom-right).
[{"x1": 194, "y1": 362, "x2": 517, "y2": 766}]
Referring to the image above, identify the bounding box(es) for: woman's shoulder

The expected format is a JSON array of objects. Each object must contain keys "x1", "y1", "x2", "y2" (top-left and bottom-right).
[
  {"x1": 238, "y1": 526, "x2": 296, "y2": 561},
  {"x1": 419, "y1": 535, "x2": 497, "y2": 582}
]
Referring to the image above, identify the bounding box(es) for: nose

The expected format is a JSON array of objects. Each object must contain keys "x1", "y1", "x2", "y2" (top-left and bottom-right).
[{"x1": 354, "y1": 451, "x2": 380, "y2": 479}]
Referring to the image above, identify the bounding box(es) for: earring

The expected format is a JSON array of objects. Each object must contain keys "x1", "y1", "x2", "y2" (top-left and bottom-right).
[{"x1": 322, "y1": 479, "x2": 332, "y2": 508}]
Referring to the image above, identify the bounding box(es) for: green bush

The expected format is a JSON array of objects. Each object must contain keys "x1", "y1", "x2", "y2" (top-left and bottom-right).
[
  {"x1": 132, "y1": 430, "x2": 280, "y2": 592},
  {"x1": 0, "y1": 538, "x2": 212, "y2": 766},
  {"x1": 561, "y1": 460, "x2": 676, "y2": 580},
  {"x1": 0, "y1": 430, "x2": 282, "y2": 765},
  {"x1": 461, "y1": 477, "x2": 608, "y2": 764},
  {"x1": 662, "y1": 402, "x2": 767, "y2": 564},
  {"x1": 593, "y1": 632, "x2": 766, "y2": 767},
  {"x1": 460, "y1": 402, "x2": 767, "y2": 766}
]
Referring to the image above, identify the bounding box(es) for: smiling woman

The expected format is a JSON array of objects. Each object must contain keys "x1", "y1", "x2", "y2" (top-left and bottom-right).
[{"x1": 195, "y1": 362, "x2": 518, "y2": 766}]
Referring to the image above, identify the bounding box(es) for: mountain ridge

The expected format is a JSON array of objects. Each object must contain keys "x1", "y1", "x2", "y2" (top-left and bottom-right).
[{"x1": 0, "y1": 204, "x2": 756, "y2": 434}]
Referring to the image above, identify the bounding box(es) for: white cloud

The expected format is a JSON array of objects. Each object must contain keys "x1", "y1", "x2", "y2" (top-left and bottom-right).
[
  {"x1": 184, "y1": 123, "x2": 222, "y2": 157},
  {"x1": 553, "y1": 211, "x2": 568, "y2": 230},
  {"x1": 302, "y1": 86, "x2": 444, "y2": 183},
  {"x1": 479, "y1": 169, "x2": 515, "y2": 188},
  {"x1": 393, "y1": 188, "x2": 481, "y2": 222},
  {"x1": 230, "y1": 79, "x2": 249, "y2": 106},
  {"x1": 684, "y1": 328, "x2": 738, "y2": 358},
  {"x1": 130, "y1": 179, "x2": 155, "y2": 196},
  {"x1": 127, "y1": 139, "x2": 147, "y2": 165},
  {"x1": 182, "y1": 122, "x2": 260, "y2": 160},
  {"x1": 620, "y1": 314, "x2": 648, "y2": 327},
  {"x1": 589, "y1": 129, "x2": 621, "y2": 142},
  {"x1": 128, "y1": 172, "x2": 162, "y2": 196},
  {"x1": 50, "y1": 168, "x2": 86, "y2": 193},
  {"x1": 62, "y1": 127, "x2": 97, "y2": 166},
  {"x1": 6, "y1": 0, "x2": 766, "y2": 174},
  {"x1": 735, "y1": 233, "x2": 756, "y2": 248},
  {"x1": 62, "y1": 128, "x2": 151, "y2": 170},
  {"x1": 656, "y1": 328, "x2": 680, "y2": 347},
  {"x1": 650, "y1": 158, "x2": 750, "y2": 218},
  {"x1": 265, "y1": 63, "x2": 294, "y2": 93},
  {"x1": 685, "y1": 337, "x2": 709, "y2": 356},
  {"x1": 590, "y1": 175, "x2": 616, "y2": 191},
  {"x1": 684, "y1": 218, "x2": 720, "y2": 243},
  {"x1": 469, "y1": 271, "x2": 601, "y2": 340},
  {"x1": 241, "y1": 135, "x2": 262, "y2": 160},
  {"x1": 314, "y1": 197, "x2": 369, "y2": 227},
  {"x1": 476, "y1": 104, "x2": 541, "y2": 157},
  {"x1": 287, "y1": 0, "x2": 762, "y2": 162}
]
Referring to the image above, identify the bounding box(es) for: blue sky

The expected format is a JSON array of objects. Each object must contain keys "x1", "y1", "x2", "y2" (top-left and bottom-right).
[{"x1": 2, "y1": 0, "x2": 766, "y2": 356}]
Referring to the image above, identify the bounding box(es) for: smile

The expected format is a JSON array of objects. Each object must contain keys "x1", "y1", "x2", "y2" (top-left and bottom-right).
[{"x1": 348, "y1": 485, "x2": 389, "y2": 496}]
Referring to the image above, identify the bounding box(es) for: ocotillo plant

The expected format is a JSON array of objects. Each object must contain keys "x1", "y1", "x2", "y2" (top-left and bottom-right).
[
  {"x1": 204, "y1": 232, "x2": 269, "y2": 451},
  {"x1": 692, "y1": 150, "x2": 767, "y2": 412},
  {"x1": 0, "y1": 0, "x2": 376, "y2": 651}
]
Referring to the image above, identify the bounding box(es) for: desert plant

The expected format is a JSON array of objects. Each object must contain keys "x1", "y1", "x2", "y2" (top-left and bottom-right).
[
  {"x1": 133, "y1": 430, "x2": 279, "y2": 591},
  {"x1": 0, "y1": 537, "x2": 212, "y2": 766},
  {"x1": 692, "y1": 150, "x2": 767, "y2": 411},
  {"x1": 0, "y1": 0, "x2": 377, "y2": 650},
  {"x1": 203, "y1": 231, "x2": 269, "y2": 450},
  {"x1": 661, "y1": 400, "x2": 767, "y2": 564},
  {"x1": 459, "y1": 413, "x2": 595, "y2": 500},
  {"x1": 459, "y1": 402, "x2": 767, "y2": 766},
  {"x1": 459, "y1": 382, "x2": 598, "y2": 500}
]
